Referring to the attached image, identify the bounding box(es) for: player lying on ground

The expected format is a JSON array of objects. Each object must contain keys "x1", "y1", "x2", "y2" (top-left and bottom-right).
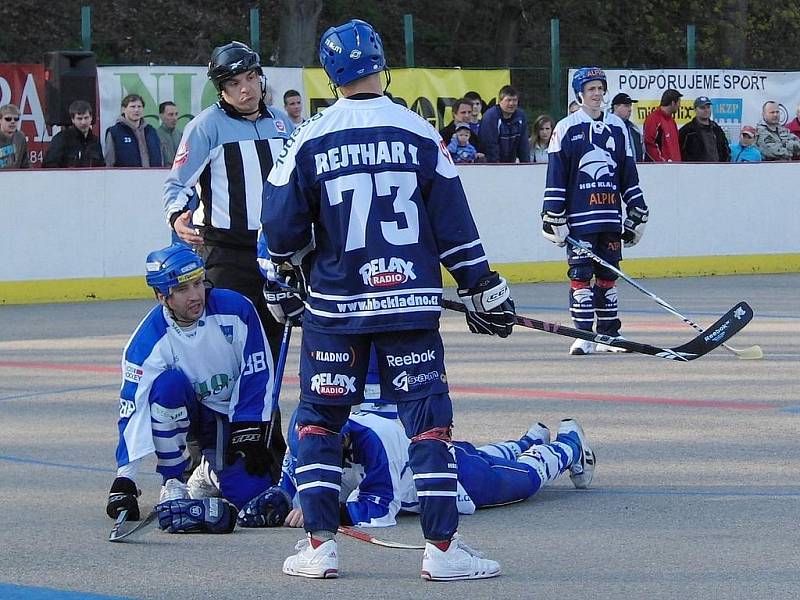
[
  {"x1": 105, "y1": 244, "x2": 282, "y2": 534},
  {"x1": 238, "y1": 407, "x2": 594, "y2": 531}
]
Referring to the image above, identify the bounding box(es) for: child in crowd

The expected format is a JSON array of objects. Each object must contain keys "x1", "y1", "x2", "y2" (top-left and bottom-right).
[
  {"x1": 529, "y1": 114, "x2": 555, "y2": 163},
  {"x1": 448, "y1": 123, "x2": 478, "y2": 163}
]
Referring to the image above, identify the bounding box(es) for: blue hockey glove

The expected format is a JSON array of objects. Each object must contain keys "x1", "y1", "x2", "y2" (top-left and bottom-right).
[
  {"x1": 226, "y1": 421, "x2": 270, "y2": 477},
  {"x1": 106, "y1": 476, "x2": 140, "y2": 520},
  {"x1": 237, "y1": 485, "x2": 292, "y2": 528},
  {"x1": 457, "y1": 271, "x2": 515, "y2": 338},
  {"x1": 262, "y1": 267, "x2": 305, "y2": 326},
  {"x1": 156, "y1": 498, "x2": 237, "y2": 534},
  {"x1": 622, "y1": 206, "x2": 649, "y2": 247}
]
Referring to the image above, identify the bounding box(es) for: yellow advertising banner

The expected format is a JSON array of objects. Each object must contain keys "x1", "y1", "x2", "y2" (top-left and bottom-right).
[{"x1": 303, "y1": 68, "x2": 510, "y2": 131}]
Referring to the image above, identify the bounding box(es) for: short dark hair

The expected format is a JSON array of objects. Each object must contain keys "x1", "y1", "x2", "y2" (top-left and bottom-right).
[
  {"x1": 121, "y1": 93, "x2": 145, "y2": 108},
  {"x1": 498, "y1": 85, "x2": 518, "y2": 101},
  {"x1": 68, "y1": 100, "x2": 92, "y2": 118},
  {"x1": 159, "y1": 101, "x2": 176, "y2": 114},
  {"x1": 452, "y1": 98, "x2": 473, "y2": 114},
  {"x1": 660, "y1": 89, "x2": 682, "y2": 106},
  {"x1": 283, "y1": 89, "x2": 301, "y2": 104}
]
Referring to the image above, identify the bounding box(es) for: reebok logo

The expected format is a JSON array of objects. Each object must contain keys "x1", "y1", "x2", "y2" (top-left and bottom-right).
[{"x1": 386, "y1": 349, "x2": 435, "y2": 367}]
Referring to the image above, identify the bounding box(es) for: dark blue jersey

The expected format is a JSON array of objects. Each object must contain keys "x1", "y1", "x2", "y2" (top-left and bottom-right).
[
  {"x1": 543, "y1": 110, "x2": 646, "y2": 234},
  {"x1": 262, "y1": 96, "x2": 492, "y2": 333}
]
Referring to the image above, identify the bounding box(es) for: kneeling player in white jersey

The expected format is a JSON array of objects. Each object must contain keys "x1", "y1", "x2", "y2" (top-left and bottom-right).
[
  {"x1": 104, "y1": 244, "x2": 283, "y2": 534},
  {"x1": 541, "y1": 67, "x2": 649, "y2": 355},
  {"x1": 240, "y1": 407, "x2": 594, "y2": 531}
]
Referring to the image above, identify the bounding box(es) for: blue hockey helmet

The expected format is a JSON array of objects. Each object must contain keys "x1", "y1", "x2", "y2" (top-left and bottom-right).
[
  {"x1": 319, "y1": 19, "x2": 386, "y2": 87},
  {"x1": 145, "y1": 244, "x2": 205, "y2": 297},
  {"x1": 572, "y1": 66, "x2": 607, "y2": 99}
]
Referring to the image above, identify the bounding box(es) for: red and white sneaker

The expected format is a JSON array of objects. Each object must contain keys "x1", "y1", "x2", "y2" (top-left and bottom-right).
[
  {"x1": 421, "y1": 534, "x2": 501, "y2": 581},
  {"x1": 282, "y1": 536, "x2": 338, "y2": 579}
]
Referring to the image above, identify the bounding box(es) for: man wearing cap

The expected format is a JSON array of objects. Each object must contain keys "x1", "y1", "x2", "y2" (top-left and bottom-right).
[
  {"x1": 643, "y1": 88, "x2": 682, "y2": 162},
  {"x1": 678, "y1": 96, "x2": 730, "y2": 162},
  {"x1": 611, "y1": 93, "x2": 643, "y2": 162},
  {"x1": 729, "y1": 126, "x2": 762, "y2": 163},
  {"x1": 756, "y1": 100, "x2": 800, "y2": 161}
]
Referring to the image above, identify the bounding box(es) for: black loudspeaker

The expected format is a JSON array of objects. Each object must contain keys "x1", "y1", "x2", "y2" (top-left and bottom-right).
[{"x1": 44, "y1": 51, "x2": 97, "y2": 126}]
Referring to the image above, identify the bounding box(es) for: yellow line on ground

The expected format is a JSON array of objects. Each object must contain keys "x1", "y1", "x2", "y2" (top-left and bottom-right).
[{"x1": 2, "y1": 254, "x2": 798, "y2": 305}]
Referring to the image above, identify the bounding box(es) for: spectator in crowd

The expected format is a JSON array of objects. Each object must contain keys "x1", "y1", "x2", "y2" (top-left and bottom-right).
[
  {"x1": 643, "y1": 88, "x2": 682, "y2": 162},
  {"x1": 0, "y1": 103, "x2": 29, "y2": 169},
  {"x1": 678, "y1": 96, "x2": 730, "y2": 162},
  {"x1": 440, "y1": 97, "x2": 483, "y2": 158},
  {"x1": 478, "y1": 85, "x2": 530, "y2": 163},
  {"x1": 786, "y1": 103, "x2": 800, "y2": 141},
  {"x1": 42, "y1": 100, "x2": 104, "y2": 168},
  {"x1": 568, "y1": 100, "x2": 580, "y2": 114},
  {"x1": 105, "y1": 93, "x2": 162, "y2": 167},
  {"x1": 610, "y1": 93, "x2": 643, "y2": 162},
  {"x1": 283, "y1": 89, "x2": 304, "y2": 126},
  {"x1": 756, "y1": 100, "x2": 800, "y2": 161},
  {"x1": 463, "y1": 90, "x2": 484, "y2": 135},
  {"x1": 156, "y1": 101, "x2": 182, "y2": 167},
  {"x1": 528, "y1": 114, "x2": 554, "y2": 163},
  {"x1": 447, "y1": 123, "x2": 478, "y2": 163},
  {"x1": 729, "y1": 125, "x2": 761, "y2": 163}
]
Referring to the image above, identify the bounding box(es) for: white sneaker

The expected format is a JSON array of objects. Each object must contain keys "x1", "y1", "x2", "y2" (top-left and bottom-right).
[
  {"x1": 524, "y1": 422, "x2": 550, "y2": 445},
  {"x1": 187, "y1": 456, "x2": 221, "y2": 499},
  {"x1": 283, "y1": 536, "x2": 339, "y2": 579},
  {"x1": 159, "y1": 478, "x2": 189, "y2": 503},
  {"x1": 557, "y1": 419, "x2": 595, "y2": 489},
  {"x1": 569, "y1": 338, "x2": 595, "y2": 355},
  {"x1": 421, "y1": 534, "x2": 501, "y2": 581},
  {"x1": 595, "y1": 341, "x2": 629, "y2": 353}
]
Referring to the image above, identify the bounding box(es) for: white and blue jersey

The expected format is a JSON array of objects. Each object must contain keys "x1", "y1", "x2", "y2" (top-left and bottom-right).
[
  {"x1": 115, "y1": 288, "x2": 275, "y2": 469},
  {"x1": 261, "y1": 95, "x2": 492, "y2": 334},
  {"x1": 544, "y1": 110, "x2": 646, "y2": 235},
  {"x1": 164, "y1": 102, "x2": 293, "y2": 249}
]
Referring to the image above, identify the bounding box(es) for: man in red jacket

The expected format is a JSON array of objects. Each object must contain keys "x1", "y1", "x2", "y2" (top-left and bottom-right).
[{"x1": 644, "y1": 88, "x2": 682, "y2": 162}]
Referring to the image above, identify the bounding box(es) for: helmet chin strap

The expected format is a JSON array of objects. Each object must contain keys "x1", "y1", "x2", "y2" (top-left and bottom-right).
[{"x1": 575, "y1": 90, "x2": 609, "y2": 110}]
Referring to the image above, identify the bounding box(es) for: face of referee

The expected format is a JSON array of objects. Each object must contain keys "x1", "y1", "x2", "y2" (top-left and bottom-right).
[{"x1": 221, "y1": 69, "x2": 262, "y2": 114}]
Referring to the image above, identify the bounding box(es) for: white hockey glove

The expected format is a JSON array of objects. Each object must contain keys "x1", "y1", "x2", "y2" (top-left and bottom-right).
[
  {"x1": 457, "y1": 271, "x2": 515, "y2": 338},
  {"x1": 622, "y1": 206, "x2": 649, "y2": 247},
  {"x1": 542, "y1": 210, "x2": 569, "y2": 246}
]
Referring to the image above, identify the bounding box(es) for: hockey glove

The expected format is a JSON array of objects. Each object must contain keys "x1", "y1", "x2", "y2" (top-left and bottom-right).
[
  {"x1": 262, "y1": 266, "x2": 305, "y2": 326},
  {"x1": 226, "y1": 421, "x2": 271, "y2": 477},
  {"x1": 622, "y1": 206, "x2": 649, "y2": 247},
  {"x1": 237, "y1": 485, "x2": 292, "y2": 528},
  {"x1": 542, "y1": 210, "x2": 569, "y2": 246},
  {"x1": 106, "y1": 476, "x2": 140, "y2": 521},
  {"x1": 156, "y1": 498, "x2": 236, "y2": 534},
  {"x1": 457, "y1": 271, "x2": 515, "y2": 338}
]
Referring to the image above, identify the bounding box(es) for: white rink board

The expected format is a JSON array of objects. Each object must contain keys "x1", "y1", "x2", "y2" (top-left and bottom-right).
[{"x1": 2, "y1": 163, "x2": 799, "y2": 281}]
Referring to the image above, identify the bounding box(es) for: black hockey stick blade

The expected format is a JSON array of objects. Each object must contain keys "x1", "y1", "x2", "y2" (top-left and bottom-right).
[
  {"x1": 441, "y1": 299, "x2": 753, "y2": 362},
  {"x1": 108, "y1": 507, "x2": 157, "y2": 542}
]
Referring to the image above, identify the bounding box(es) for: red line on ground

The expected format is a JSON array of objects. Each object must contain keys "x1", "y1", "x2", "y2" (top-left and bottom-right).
[{"x1": 0, "y1": 361, "x2": 770, "y2": 411}]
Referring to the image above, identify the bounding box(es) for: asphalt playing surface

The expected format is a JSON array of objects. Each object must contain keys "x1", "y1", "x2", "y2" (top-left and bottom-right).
[{"x1": 0, "y1": 274, "x2": 797, "y2": 599}]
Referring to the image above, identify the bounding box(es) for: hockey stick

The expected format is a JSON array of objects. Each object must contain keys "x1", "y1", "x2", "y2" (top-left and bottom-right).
[
  {"x1": 441, "y1": 298, "x2": 752, "y2": 361},
  {"x1": 337, "y1": 526, "x2": 425, "y2": 550},
  {"x1": 266, "y1": 321, "x2": 292, "y2": 449},
  {"x1": 108, "y1": 507, "x2": 158, "y2": 542},
  {"x1": 566, "y1": 236, "x2": 763, "y2": 360}
]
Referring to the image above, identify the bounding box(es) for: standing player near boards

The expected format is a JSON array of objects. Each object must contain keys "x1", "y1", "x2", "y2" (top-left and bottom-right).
[
  {"x1": 261, "y1": 19, "x2": 515, "y2": 581},
  {"x1": 541, "y1": 67, "x2": 649, "y2": 355},
  {"x1": 164, "y1": 42, "x2": 291, "y2": 472}
]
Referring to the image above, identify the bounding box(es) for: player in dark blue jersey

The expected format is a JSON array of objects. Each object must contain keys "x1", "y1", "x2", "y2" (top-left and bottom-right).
[
  {"x1": 261, "y1": 19, "x2": 515, "y2": 581},
  {"x1": 541, "y1": 67, "x2": 649, "y2": 355}
]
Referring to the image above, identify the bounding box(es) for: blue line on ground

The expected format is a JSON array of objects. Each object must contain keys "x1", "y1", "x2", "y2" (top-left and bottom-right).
[
  {"x1": 0, "y1": 583, "x2": 137, "y2": 600},
  {"x1": 0, "y1": 384, "x2": 117, "y2": 402}
]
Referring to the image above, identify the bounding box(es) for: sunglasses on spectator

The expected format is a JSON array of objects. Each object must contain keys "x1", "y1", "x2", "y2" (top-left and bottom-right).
[{"x1": 2, "y1": 116, "x2": 20, "y2": 122}]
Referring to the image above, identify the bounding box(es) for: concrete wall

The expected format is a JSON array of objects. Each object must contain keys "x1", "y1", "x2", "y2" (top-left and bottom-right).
[{"x1": 2, "y1": 162, "x2": 799, "y2": 283}]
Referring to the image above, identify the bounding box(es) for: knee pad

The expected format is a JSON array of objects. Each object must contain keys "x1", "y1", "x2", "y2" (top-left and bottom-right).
[
  {"x1": 149, "y1": 369, "x2": 193, "y2": 423},
  {"x1": 595, "y1": 278, "x2": 617, "y2": 289},
  {"x1": 568, "y1": 264, "x2": 594, "y2": 282}
]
